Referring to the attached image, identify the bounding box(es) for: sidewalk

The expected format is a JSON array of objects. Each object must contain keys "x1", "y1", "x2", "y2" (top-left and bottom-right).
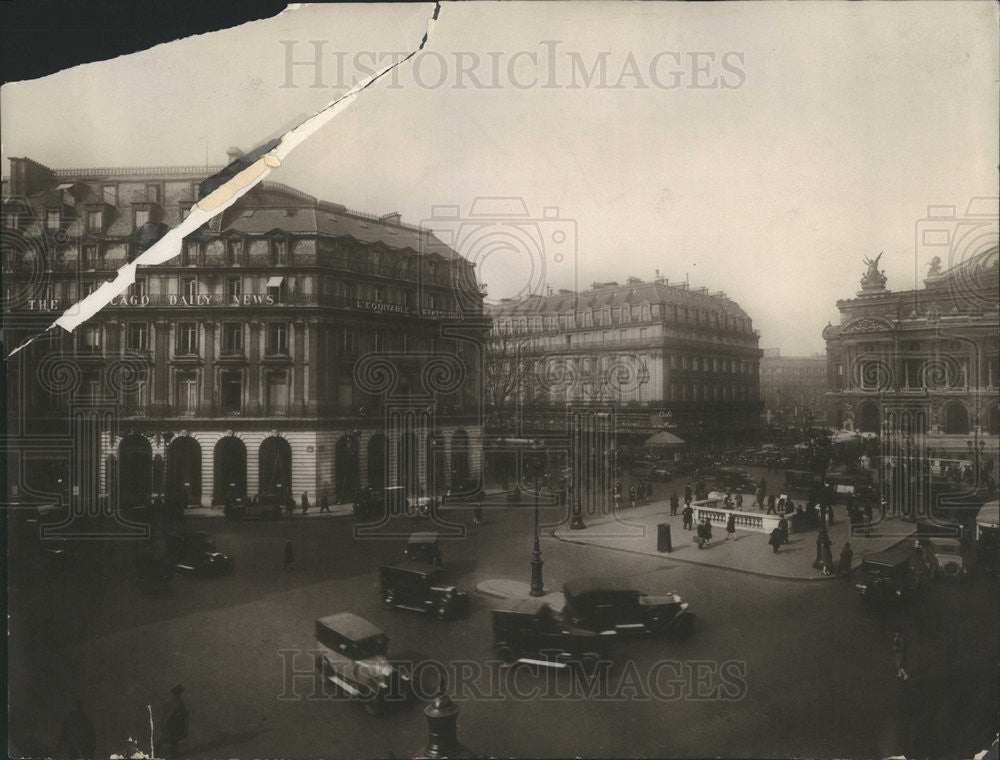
[
  {"x1": 553, "y1": 499, "x2": 915, "y2": 581},
  {"x1": 184, "y1": 503, "x2": 354, "y2": 518}
]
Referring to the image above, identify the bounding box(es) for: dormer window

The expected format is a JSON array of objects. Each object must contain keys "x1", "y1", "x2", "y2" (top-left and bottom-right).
[
  {"x1": 146, "y1": 184, "x2": 161, "y2": 204},
  {"x1": 45, "y1": 208, "x2": 61, "y2": 230},
  {"x1": 103, "y1": 185, "x2": 118, "y2": 205},
  {"x1": 226, "y1": 239, "x2": 241, "y2": 266},
  {"x1": 134, "y1": 209, "x2": 150, "y2": 228},
  {"x1": 270, "y1": 238, "x2": 288, "y2": 266}
]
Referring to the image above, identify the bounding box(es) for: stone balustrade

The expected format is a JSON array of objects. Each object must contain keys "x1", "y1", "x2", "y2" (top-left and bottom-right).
[{"x1": 693, "y1": 498, "x2": 796, "y2": 534}]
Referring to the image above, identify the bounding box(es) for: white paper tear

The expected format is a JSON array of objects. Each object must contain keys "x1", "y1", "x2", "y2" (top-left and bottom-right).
[{"x1": 6, "y1": 1, "x2": 441, "y2": 360}]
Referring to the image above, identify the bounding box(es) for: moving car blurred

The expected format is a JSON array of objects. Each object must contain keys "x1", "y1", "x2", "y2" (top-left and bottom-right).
[
  {"x1": 314, "y1": 613, "x2": 410, "y2": 715},
  {"x1": 492, "y1": 599, "x2": 608, "y2": 673},
  {"x1": 562, "y1": 577, "x2": 693, "y2": 637}
]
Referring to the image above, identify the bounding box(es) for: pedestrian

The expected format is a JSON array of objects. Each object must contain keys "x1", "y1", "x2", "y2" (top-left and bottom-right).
[
  {"x1": 283, "y1": 539, "x2": 295, "y2": 571},
  {"x1": 59, "y1": 699, "x2": 96, "y2": 760},
  {"x1": 838, "y1": 542, "x2": 854, "y2": 578},
  {"x1": 726, "y1": 512, "x2": 736, "y2": 540},
  {"x1": 863, "y1": 501, "x2": 874, "y2": 537},
  {"x1": 158, "y1": 685, "x2": 189, "y2": 759},
  {"x1": 879, "y1": 496, "x2": 888, "y2": 520},
  {"x1": 821, "y1": 535, "x2": 836, "y2": 576},
  {"x1": 319, "y1": 493, "x2": 330, "y2": 513},
  {"x1": 695, "y1": 517, "x2": 712, "y2": 549},
  {"x1": 647, "y1": 479, "x2": 654, "y2": 499},
  {"x1": 301, "y1": 491, "x2": 310, "y2": 515},
  {"x1": 827, "y1": 503, "x2": 835, "y2": 526},
  {"x1": 766, "y1": 494, "x2": 777, "y2": 515},
  {"x1": 755, "y1": 487, "x2": 765, "y2": 509},
  {"x1": 819, "y1": 503, "x2": 828, "y2": 525},
  {"x1": 814, "y1": 529, "x2": 831, "y2": 570},
  {"x1": 735, "y1": 493, "x2": 743, "y2": 510},
  {"x1": 682, "y1": 504, "x2": 694, "y2": 531},
  {"x1": 684, "y1": 484, "x2": 693, "y2": 506},
  {"x1": 768, "y1": 527, "x2": 782, "y2": 554},
  {"x1": 669, "y1": 492, "x2": 679, "y2": 516},
  {"x1": 628, "y1": 484, "x2": 636, "y2": 509},
  {"x1": 892, "y1": 631, "x2": 909, "y2": 680},
  {"x1": 474, "y1": 501, "x2": 483, "y2": 525},
  {"x1": 778, "y1": 515, "x2": 789, "y2": 544}
]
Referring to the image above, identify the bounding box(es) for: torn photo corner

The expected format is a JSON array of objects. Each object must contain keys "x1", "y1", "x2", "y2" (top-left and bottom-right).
[{"x1": 5, "y1": 0, "x2": 441, "y2": 360}]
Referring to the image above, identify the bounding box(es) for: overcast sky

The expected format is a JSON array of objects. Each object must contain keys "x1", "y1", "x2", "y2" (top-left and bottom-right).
[{"x1": 2, "y1": 2, "x2": 997, "y2": 354}]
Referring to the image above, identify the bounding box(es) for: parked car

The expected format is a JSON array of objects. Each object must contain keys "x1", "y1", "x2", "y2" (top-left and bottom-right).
[
  {"x1": 224, "y1": 494, "x2": 282, "y2": 520},
  {"x1": 379, "y1": 564, "x2": 467, "y2": 619},
  {"x1": 165, "y1": 531, "x2": 234, "y2": 577},
  {"x1": 693, "y1": 468, "x2": 756, "y2": 495},
  {"x1": 404, "y1": 531, "x2": 443, "y2": 566},
  {"x1": 652, "y1": 461, "x2": 677, "y2": 481},
  {"x1": 492, "y1": 599, "x2": 608, "y2": 673},
  {"x1": 314, "y1": 613, "x2": 410, "y2": 715},
  {"x1": 354, "y1": 487, "x2": 410, "y2": 520},
  {"x1": 926, "y1": 538, "x2": 966, "y2": 578},
  {"x1": 562, "y1": 577, "x2": 693, "y2": 637},
  {"x1": 855, "y1": 545, "x2": 932, "y2": 602}
]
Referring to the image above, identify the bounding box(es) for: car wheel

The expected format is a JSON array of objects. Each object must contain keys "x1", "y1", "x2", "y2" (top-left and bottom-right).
[
  {"x1": 497, "y1": 645, "x2": 516, "y2": 664},
  {"x1": 382, "y1": 589, "x2": 395, "y2": 609},
  {"x1": 941, "y1": 561, "x2": 962, "y2": 578},
  {"x1": 673, "y1": 613, "x2": 694, "y2": 638}
]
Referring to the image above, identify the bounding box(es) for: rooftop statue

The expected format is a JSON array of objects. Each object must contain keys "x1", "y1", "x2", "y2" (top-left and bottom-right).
[{"x1": 859, "y1": 251, "x2": 888, "y2": 292}]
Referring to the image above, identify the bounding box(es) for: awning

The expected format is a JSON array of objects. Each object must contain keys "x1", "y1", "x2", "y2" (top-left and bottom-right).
[
  {"x1": 266, "y1": 276, "x2": 285, "y2": 287},
  {"x1": 643, "y1": 431, "x2": 686, "y2": 447}
]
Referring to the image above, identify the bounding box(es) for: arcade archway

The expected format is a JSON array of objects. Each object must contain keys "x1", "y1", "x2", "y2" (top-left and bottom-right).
[
  {"x1": 856, "y1": 401, "x2": 881, "y2": 434},
  {"x1": 166, "y1": 436, "x2": 202, "y2": 505},
  {"x1": 214, "y1": 436, "x2": 247, "y2": 504},
  {"x1": 259, "y1": 436, "x2": 292, "y2": 498}
]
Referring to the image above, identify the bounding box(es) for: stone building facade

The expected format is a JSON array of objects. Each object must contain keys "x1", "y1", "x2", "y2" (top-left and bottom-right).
[
  {"x1": 759, "y1": 349, "x2": 829, "y2": 428},
  {"x1": 3, "y1": 155, "x2": 484, "y2": 508}
]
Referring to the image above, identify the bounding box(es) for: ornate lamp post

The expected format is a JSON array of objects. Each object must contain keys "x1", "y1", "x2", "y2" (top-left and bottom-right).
[{"x1": 413, "y1": 690, "x2": 473, "y2": 759}]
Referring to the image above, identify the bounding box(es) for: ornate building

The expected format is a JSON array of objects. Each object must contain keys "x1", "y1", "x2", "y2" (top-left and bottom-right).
[
  {"x1": 823, "y1": 249, "x2": 999, "y2": 458},
  {"x1": 486, "y1": 276, "x2": 762, "y2": 447},
  {"x1": 3, "y1": 155, "x2": 484, "y2": 509},
  {"x1": 759, "y1": 348, "x2": 828, "y2": 428}
]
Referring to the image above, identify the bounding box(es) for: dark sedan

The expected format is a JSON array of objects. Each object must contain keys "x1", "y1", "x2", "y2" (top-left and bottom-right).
[
  {"x1": 562, "y1": 577, "x2": 693, "y2": 637},
  {"x1": 165, "y1": 531, "x2": 234, "y2": 577}
]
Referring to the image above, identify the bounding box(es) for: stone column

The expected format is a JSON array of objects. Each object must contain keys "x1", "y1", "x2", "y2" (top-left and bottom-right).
[
  {"x1": 151, "y1": 321, "x2": 171, "y2": 416},
  {"x1": 294, "y1": 321, "x2": 306, "y2": 415},
  {"x1": 248, "y1": 321, "x2": 262, "y2": 415},
  {"x1": 202, "y1": 322, "x2": 216, "y2": 415},
  {"x1": 306, "y1": 322, "x2": 319, "y2": 415}
]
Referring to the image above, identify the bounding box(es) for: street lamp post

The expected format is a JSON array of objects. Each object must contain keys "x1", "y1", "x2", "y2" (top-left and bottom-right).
[{"x1": 529, "y1": 471, "x2": 545, "y2": 596}]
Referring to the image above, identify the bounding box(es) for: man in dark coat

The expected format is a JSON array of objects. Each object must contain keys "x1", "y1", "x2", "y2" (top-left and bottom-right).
[
  {"x1": 669, "y1": 492, "x2": 679, "y2": 516},
  {"x1": 301, "y1": 491, "x2": 310, "y2": 515},
  {"x1": 838, "y1": 542, "x2": 854, "y2": 577},
  {"x1": 684, "y1": 484, "x2": 693, "y2": 506},
  {"x1": 682, "y1": 504, "x2": 694, "y2": 530},
  {"x1": 59, "y1": 699, "x2": 96, "y2": 760},
  {"x1": 318, "y1": 493, "x2": 330, "y2": 513},
  {"x1": 768, "y1": 527, "x2": 782, "y2": 554},
  {"x1": 283, "y1": 540, "x2": 295, "y2": 571},
  {"x1": 158, "y1": 685, "x2": 189, "y2": 758},
  {"x1": 766, "y1": 494, "x2": 777, "y2": 515},
  {"x1": 777, "y1": 515, "x2": 789, "y2": 544}
]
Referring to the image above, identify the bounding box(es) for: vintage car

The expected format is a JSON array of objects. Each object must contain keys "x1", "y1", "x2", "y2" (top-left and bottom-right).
[
  {"x1": 652, "y1": 461, "x2": 678, "y2": 482},
  {"x1": 562, "y1": 577, "x2": 693, "y2": 637},
  {"x1": 224, "y1": 494, "x2": 283, "y2": 520},
  {"x1": 492, "y1": 599, "x2": 608, "y2": 673},
  {"x1": 314, "y1": 612, "x2": 410, "y2": 715},
  {"x1": 855, "y1": 545, "x2": 932, "y2": 602},
  {"x1": 404, "y1": 532, "x2": 443, "y2": 566},
  {"x1": 784, "y1": 469, "x2": 822, "y2": 492},
  {"x1": 823, "y1": 471, "x2": 875, "y2": 503},
  {"x1": 165, "y1": 531, "x2": 234, "y2": 577},
  {"x1": 379, "y1": 564, "x2": 467, "y2": 619},
  {"x1": 693, "y1": 468, "x2": 756, "y2": 494},
  {"x1": 354, "y1": 487, "x2": 411, "y2": 520},
  {"x1": 914, "y1": 521, "x2": 966, "y2": 578}
]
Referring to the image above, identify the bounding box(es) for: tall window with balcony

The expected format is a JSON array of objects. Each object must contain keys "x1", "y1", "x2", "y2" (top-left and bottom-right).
[
  {"x1": 122, "y1": 374, "x2": 148, "y2": 415},
  {"x1": 177, "y1": 323, "x2": 198, "y2": 356},
  {"x1": 102, "y1": 185, "x2": 117, "y2": 206},
  {"x1": 270, "y1": 239, "x2": 288, "y2": 266},
  {"x1": 126, "y1": 323, "x2": 148, "y2": 352},
  {"x1": 134, "y1": 209, "x2": 150, "y2": 228},
  {"x1": 176, "y1": 373, "x2": 198, "y2": 415},
  {"x1": 222, "y1": 323, "x2": 243, "y2": 355},
  {"x1": 266, "y1": 372, "x2": 289, "y2": 415},
  {"x1": 266, "y1": 323, "x2": 288, "y2": 355},
  {"x1": 182, "y1": 277, "x2": 197, "y2": 301},
  {"x1": 87, "y1": 209, "x2": 103, "y2": 233},
  {"x1": 82, "y1": 245, "x2": 98, "y2": 270},
  {"x1": 220, "y1": 371, "x2": 242, "y2": 414},
  {"x1": 81, "y1": 325, "x2": 101, "y2": 352},
  {"x1": 226, "y1": 276, "x2": 242, "y2": 302}
]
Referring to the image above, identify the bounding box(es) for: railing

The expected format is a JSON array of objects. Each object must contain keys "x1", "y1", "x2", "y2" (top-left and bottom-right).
[
  {"x1": 52, "y1": 165, "x2": 224, "y2": 178},
  {"x1": 693, "y1": 498, "x2": 794, "y2": 534}
]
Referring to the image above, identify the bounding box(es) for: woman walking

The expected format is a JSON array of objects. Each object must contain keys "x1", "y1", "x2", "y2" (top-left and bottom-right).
[
  {"x1": 726, "y1": 513, "x2": 736, "y2": 540},
  {"x1": 892, "y1": 631, "x2": 909, "y2": 680}
]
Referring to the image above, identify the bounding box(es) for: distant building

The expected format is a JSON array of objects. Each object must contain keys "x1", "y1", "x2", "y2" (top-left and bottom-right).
[
  {"x1": 823, "y1": 248, "x2": 999, "y2": 458},
  {"x1": 759, "y1": 349, "x2": 828, "y2": 428},
  {"x1": 486, "y1": 275, "x2": 762, "y2": 447},
  {"x1": 3, "y1": 155, "x2": 484, "y2": 508}
]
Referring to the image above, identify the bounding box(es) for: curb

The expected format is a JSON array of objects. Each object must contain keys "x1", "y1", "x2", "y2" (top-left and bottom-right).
[{"x1": 550, "y1": 527, "x2": 917, "y2": 584}]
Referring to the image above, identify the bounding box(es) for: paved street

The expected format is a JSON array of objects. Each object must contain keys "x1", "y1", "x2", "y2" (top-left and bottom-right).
[{"x1": 8, "y1": 489, "x2": 998, "y2": 760}]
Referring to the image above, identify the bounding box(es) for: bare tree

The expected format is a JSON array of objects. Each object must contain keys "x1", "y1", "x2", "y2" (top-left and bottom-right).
[{"x1": 483, "y1": 330, "x2": 532, "y2": 428}]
